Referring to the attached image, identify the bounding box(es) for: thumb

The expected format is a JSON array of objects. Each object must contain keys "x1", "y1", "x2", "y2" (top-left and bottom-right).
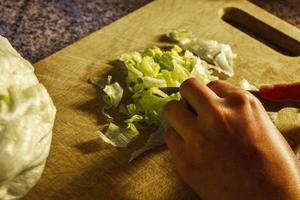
[{"x1": 260, "y1": 83, "x2": 300, "y2": 101}]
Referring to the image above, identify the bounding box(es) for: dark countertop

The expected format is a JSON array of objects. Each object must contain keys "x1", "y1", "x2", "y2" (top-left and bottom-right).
[{"x1": 0, "y1": 0, "x2": 299, "y2": 63}]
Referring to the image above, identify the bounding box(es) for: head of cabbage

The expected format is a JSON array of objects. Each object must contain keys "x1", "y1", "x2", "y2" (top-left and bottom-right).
[{"x1": 0, "y1": 35, "x2": 56, "y2": 200}]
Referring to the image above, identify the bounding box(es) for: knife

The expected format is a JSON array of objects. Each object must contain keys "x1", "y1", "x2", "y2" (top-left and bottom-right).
[{"x1": 159, "y1": 87, "x2": 300, "y2": 112}]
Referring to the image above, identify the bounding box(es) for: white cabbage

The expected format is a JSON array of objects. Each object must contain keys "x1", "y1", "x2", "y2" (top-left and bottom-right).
[{"x1": 0, "y1": 36, "x2": 56, "y2": 200}]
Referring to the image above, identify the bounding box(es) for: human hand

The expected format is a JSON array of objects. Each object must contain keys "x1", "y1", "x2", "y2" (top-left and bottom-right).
[
  {"x1": 163, "y1": 78, "x2": 300, "y2": 200},
  {"x1": 260, "y1": 82, "x2": 300, "y2": 101}
]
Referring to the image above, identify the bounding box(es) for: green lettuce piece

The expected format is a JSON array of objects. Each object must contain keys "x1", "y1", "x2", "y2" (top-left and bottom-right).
[
  {"x1": 141, "y1": 46, "x2": 163, "y2": 61},
  {"x1": 136, "y1": 56, "x2": 160, "y2": 77},
  {"x1": 120, "y1": 53, "x2": 143, "y2": 84},
  {"x1": 141, "y1": 76, "x2": 167, "y2": 89},
  {"x1": 167, "y1": 29, "x2": 195, "y2": 44},
  {"x1": 157, "y1": 70, "x2": 179, "y2": 87},
  {"x1": 125, "y1": 114, "x2": 144, "y2": 123},
  {"x1": 135, "y1": 88, "x2": 181, "y2": 126},
  {"x1": 171, "y1": 61, "x2": 189, "y2": 83},
  {"x1": 103, "y1": 82, "x2": 123, "y2": 107},
  {"x1": 89, "y1": 76, "x2": 108, "y2": 88},
  {"x1": 126, "y1": 104, "x2": 138, "y2": 116},
  {"x1": 89, "y1": 76, "x2": 123, "y2": 121},
  {"x1": 126, "y1": 122, "x2": 139, "y2": 135},
  {"x1": 125, "y1": 114, "x2": 144, "y2": 133},
  {"x1": 98, "y1": 123, "x2": 139, "y2": 148}
]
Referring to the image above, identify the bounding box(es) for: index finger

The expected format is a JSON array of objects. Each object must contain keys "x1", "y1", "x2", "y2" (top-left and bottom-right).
[
  {"x1": 163, "y1": 100, "x2": 198, "y2": 141},
  {"x1": 180, "y1": 78, "x2": 220, "y2": 114}
]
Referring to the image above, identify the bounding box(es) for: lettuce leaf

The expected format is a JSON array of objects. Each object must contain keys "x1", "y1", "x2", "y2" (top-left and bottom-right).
[
  {"x1": 98, "y1": 123, "x2": 139, "y2": 148},
  {"x1": 103, "y1": 82, "x2": 123, "y2": 108},
  {"x1": 89, "y1": 75, "x2": 124, "y2": 121},
  {"x1": 168, "y1": 29, "x2": 236, "y2": 77},
  {"x1": 135, "y1": 88, "x2": 180, "y2": 126}
]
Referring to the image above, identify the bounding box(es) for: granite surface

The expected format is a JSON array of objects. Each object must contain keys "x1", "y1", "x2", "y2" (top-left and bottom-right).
[{"x1": 0, "y1": 0, "x2": 299, "y2": 63}]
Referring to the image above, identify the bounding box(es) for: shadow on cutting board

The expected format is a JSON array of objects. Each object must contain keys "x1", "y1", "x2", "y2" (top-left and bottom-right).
[
  {"x1": 48, "y1": 149, "x2": 199, "y2": 200},
  {"x1": 75, "y1": 138, "x2": 103, "y2": 154}
]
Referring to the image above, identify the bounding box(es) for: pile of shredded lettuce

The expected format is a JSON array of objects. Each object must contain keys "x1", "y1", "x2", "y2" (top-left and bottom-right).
[{"x1": 90, "y1": 29, "x2": 237, "y2": 160}]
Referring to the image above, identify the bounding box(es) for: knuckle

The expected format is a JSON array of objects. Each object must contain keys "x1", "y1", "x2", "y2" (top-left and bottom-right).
[
  {"x1": 228, "y1": 90, "x2": 262, "y2": 108},
  {"x1": 231, "y1": 90, "x2": 253, "y2": 104}
]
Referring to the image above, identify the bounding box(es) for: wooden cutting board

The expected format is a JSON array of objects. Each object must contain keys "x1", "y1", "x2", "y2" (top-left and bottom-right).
[{"x1": 24, "y1": 0, "x2": 300, "y2": 199}]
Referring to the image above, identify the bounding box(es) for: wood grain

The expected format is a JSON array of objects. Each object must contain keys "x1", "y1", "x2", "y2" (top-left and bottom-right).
[{"x1": 23, "y1": 0, "x2": 300, "y2": 199}]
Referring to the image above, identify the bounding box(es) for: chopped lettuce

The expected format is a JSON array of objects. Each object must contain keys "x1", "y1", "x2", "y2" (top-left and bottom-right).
[
  {"x1": 142, "y1": 76, "x2": 167, "y2": 89},
  {"x1": 134, "y1": 88, "x2": 181, "y2": 126},
  {"x1": 118, "y1": 45, "x2": 219, "y2": 128},
  {"x1": 126, "y1": 104, "x2": 138, "y2": 116},
  {"x1": 89, "y1": 75, "x2": 124, "y2": 121},
  {"x1": 92, "y1": 30, "x2": 238, "y2": 160},
  {"x1": 168, "y1": 29, "x2": 195, "y2": 45},
  {"x1": 94, "y1": 45, "x2": 219, "y2": 153},
  {"x1": 89, "y1": 76, "x2": 109, "y2": 88},
  {"x1": 168, "y1": 29, "x2": 236, "y2": 77},
  {"x1": 125, "y1": 114, "x2": 144, "y2": 124},
  {"x1": 98, "y1": 123, "x2": 139, "y2": 148},
  {"x1": 103, "y1": 82, "x2": 123, "y2": 107},
  {"x1": 89, "y1": 75, "x2": 123, "y2": 108}
]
